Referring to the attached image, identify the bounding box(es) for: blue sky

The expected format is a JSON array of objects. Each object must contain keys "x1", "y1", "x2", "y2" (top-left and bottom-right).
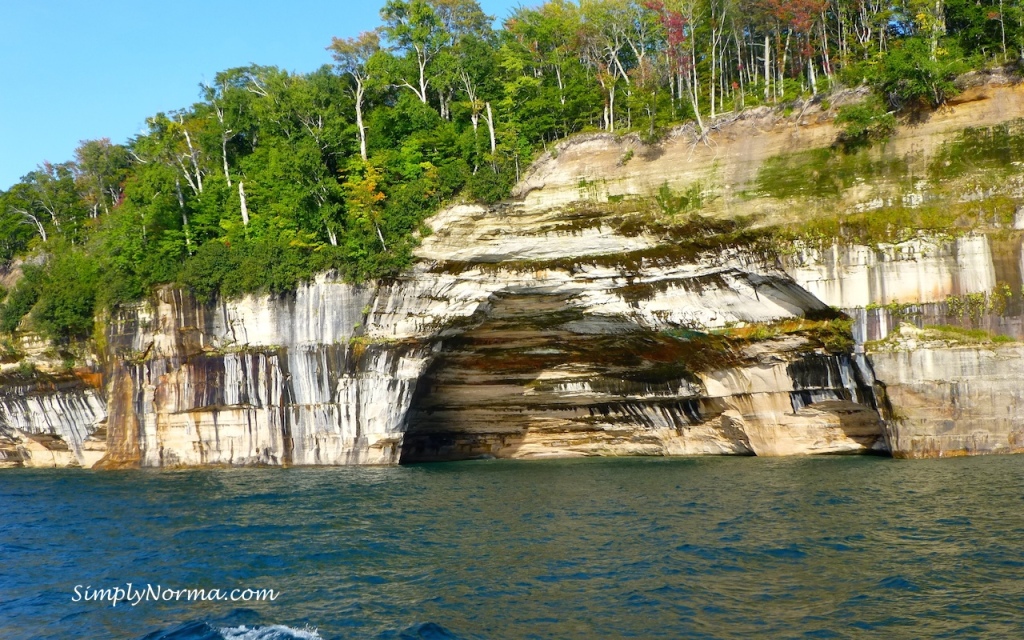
[{"x1": 0, "y1": 0, "x2": 526, "y2": 190}]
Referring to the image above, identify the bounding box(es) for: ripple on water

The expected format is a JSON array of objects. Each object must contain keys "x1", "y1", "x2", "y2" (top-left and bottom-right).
[{"x1": 1, "y1": 457, "x2": 1023, "y2": 639}]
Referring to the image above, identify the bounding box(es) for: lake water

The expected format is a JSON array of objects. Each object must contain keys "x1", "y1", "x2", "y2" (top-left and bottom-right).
[{"x1": 2, "y1": 455, "x2": 1023, "y2": 639}]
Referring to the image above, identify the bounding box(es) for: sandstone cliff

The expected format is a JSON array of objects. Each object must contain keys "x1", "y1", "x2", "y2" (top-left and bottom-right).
[{"x1": 6, "y1": 78, "x2": 1024, "y2": 467}]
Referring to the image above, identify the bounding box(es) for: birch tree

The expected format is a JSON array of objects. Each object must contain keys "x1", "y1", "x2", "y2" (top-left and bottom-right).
[
  {"x1": 330, "y1": 31, "x2": 382, "y2": 161},
  {"x1": 380, "y1": 0, "x2": 445, "y2": 103}
]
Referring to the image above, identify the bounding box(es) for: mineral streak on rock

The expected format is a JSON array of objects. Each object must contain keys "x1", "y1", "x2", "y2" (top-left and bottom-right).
[
  {"x1": 0, "y1": 374, "x2": 106, "y2": 468},
  {"x1": 88, "y1": 194, "x2": 888, "y2": 467},
  {"x1": 10, "y1": 83, "x2": 1024, "y2": 466}
]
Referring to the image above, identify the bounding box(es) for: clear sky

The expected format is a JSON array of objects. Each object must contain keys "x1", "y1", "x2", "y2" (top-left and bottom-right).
[{"x1": 0, "y1": 0, "x2": 527, "y2": 190}]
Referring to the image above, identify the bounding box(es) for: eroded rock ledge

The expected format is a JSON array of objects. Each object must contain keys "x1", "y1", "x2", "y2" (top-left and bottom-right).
[
  {"x1": 87, "y1": 196, "x2": 890, "y2": 467},
  {"x1": 0, "y1": 373, "x2": 106, "y2": 468},
  {"x1": 8, "y1": 82, "x2": 1024, "y2": 467}
]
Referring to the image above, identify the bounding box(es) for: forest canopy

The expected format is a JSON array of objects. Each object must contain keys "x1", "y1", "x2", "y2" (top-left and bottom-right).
[{"x1": 0, "y1": 0, "x2": 1017, "y2": 343}]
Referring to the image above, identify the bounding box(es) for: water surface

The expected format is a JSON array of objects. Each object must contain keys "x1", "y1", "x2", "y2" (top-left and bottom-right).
[{"x1": 2, "y1": 456, "x2": 1023, "y2": 638}]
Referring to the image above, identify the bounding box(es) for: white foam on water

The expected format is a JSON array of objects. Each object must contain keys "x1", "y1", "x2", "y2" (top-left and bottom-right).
[{"x1": 219, "y1": 624, "x2": 322, "y2": 640}]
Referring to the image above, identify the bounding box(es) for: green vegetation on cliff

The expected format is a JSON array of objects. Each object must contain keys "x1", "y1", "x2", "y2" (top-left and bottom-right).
[{"x1": 1, "y1": 0, "x2": 1021, "y2": 344}]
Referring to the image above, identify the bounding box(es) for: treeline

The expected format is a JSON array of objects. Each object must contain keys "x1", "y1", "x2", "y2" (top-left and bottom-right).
[{"x1": 0, "y1": 0, "x2": 1017, "y2": 344}]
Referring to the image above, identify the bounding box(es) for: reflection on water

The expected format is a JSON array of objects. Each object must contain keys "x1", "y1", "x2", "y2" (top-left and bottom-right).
[{"x1": 2, "y1": 455, "x2": 1024, "y2": 638}]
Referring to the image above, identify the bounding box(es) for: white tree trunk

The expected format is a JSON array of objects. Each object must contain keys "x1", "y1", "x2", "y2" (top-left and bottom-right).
[
  {"x1": 930, "y1": 0, "x2": 945, "y2": 60},
  {"x1": 179, "y1": 118, "x2": 203, "y2": 194},
  {"x1": 779, "y1": 32, "x2": 791, "y2": 99},
  {"x1": 174, "y1": 177, "x2": 190, "y2": 247},
  {"x1": 239, "y1": 181, "x2": 250, "y2": 227},
  {"x1": 417, "y1": 46, "x2": 429, "y2": 103},
  {"x1": 485, "y1": 102, "x2": 497, "y2": 155},
  {"x1": 19, "y1": 211, "x2": 47, "y2": 242},
  {"x1": 356, "y1": 82, "x2": 367, "y2": 161},
  {"x1": 710, "y1": 28, "x2": 718, "y2": 119},
  {"x1": 609, "y1": 85, "x2": 616, "y2": 132},
  {"x1": 216, "y1": 105, "x2": 232, "y2": 187},
  {"x1": 222, "y1": 134, "x2": 232, "y2": 187},
  {"x1": 690, "y1": 62, "x2": 704, "y2": 134}
]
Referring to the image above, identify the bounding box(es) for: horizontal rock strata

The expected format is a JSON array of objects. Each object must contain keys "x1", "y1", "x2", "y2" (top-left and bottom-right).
[{"x1": 11, "y1": 84, "x2": 1024, "y2": 466}]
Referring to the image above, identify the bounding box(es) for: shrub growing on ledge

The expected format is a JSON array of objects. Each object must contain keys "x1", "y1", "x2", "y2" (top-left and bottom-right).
[
  {"x1": 31, "y1": 249, "x2": 98, "y2": 343},
  {"x1": 0, "y1": 265, "x2": 43, "y2": 334},
  {"x1": 871, "y1": 38, "x2": 969, "y2": 111},
  {"x1": 835, "y1": 98, "x2": 897, "y2": 151}
]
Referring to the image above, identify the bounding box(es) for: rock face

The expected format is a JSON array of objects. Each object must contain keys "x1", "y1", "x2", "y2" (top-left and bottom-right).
[
  {"x1": 782, "y1": 231, "x2": 1024, "y2": 457},
  {"x1": 783, "y1": 235, "x2": 999, "y2": 311},
  {"x1": 95, "y1": 201, "x2": 887, "y2": 467},
  {"x1": 861, "y1": 324, "x2": 1024, "y2": 458},
  {"x1": 101, "y1": 284, "x2": 427, "y2": 467},
  {"x1": 9, "y1": 82, "x2": 1024, "y2": 467},
  {"x1": 872, "y1": 343, "x2": 1024, "y2": 457},
  {"x1": 0, "y1": 374, "x2": 107, "y2": 468},
  {"x1": 99, "y1": 216, "x2": 1014, "y2": 469}
]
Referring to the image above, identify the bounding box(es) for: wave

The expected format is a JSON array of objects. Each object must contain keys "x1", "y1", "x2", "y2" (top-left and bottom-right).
[
  {"x1": 139, "y1": 621, "x2": 321, "y2": 640},
  {"x1": 220, "y1": 624, "x2": 322, "y2": 640},
  {"x1": 139, "y1": 619, "x2": 468, "y2": 639}
]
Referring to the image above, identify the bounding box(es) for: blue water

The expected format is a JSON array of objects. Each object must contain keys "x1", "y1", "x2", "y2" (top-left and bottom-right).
[{"x1": 2, "y1": 456, "x2": 1024, "y2": 639}]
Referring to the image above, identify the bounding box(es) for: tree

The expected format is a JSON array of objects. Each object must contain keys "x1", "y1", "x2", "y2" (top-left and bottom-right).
[
  {"x1": 873, "y1": 36, "x2": 966, "y2": 109},
  {"x1": 73, "y1": 138, "x2": 131, "y2": 218},
  {"x1": 579, "y1": 0, "x2": 644, "y2": 132},
  {"x1": 910, "y1": 0, "x2": 948, "y2": 60},
  {"x1": 3, "y1": 182, "x2": 49, "y2": 243},
  {"x1": 502, "y1": 1, "x2": 597, "y2": 140},
  {"x1": 343, "y1": 160, "x2": 389, "y2": 251},
  {"x1": 31, "y1": 247, "x2": 99, "y2": 343},
  {"x1": 330, "y1": 31, "x2": 383, "y2": 161},
  {"x1": 430, "y1": 0, "x2": 493, "y2": 119},
  {"x1": 647, "y1": 0, "x2": 706, "y2": 133},
  {"x1": 201, "y1": 68, "x2": 265, "y2": 188},
  {"x1": 0, "y1": 186, "x2": 38, "y2": 260},
  {"x1": 19, "y1": 162, "x2": 88, "y2": 244},
  {"x1": 380, "y1": 0, "x2": 445, "y2": 103},
  {"x1": 131, "y1": 112, "x2": 205, "y2": 247}
]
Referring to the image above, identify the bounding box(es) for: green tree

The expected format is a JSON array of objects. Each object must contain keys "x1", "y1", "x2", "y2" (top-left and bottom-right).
[
  {"x1": 343, "y1": 160, "x2": 389, "y2": 252},
  {"x1": 32, "y1": 247, "x2": 99, "y2": 343},
  {"x1": 330, "y1": 30, "x2": 384, "y2": 161},
  {"x1": 381, "y1": 0, "x2": 445, "y2": 103},
  {"x1": 73, "y1": 138, "x2": 131, "y2": 219},
  {"x1": 21, "y1": 163, "x2": 89, "y2": 244},
  {"x1": 873, "y1": 37, "x2": 967, "y2": 109},
  {"x1": 1, "y1": 182, "x2": 50, "y2": 246},
  {"x1": 0, "y1": 264, "x2": 43, "y2": 333}
]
